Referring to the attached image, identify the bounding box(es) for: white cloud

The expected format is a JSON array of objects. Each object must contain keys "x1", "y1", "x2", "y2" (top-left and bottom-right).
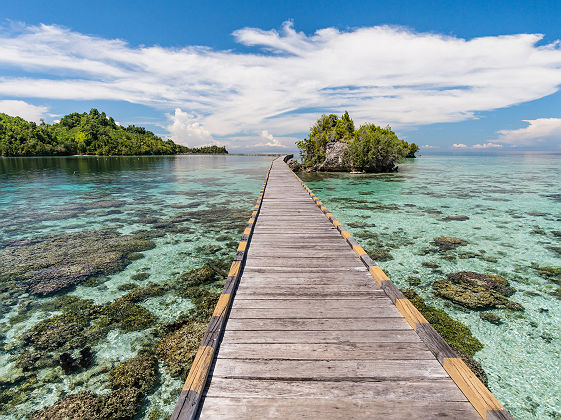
[
  {"x1": 167, "y1": 108, "x2": 214, "y2": 147},
  {"x1": 2, "y1": 22, "x2": 561, "y2": 148},
  {"x1": 0, "y1": 99, "x2": 47, "y2": 122},
  {"x1": 421, "y1": 144, "x2": 439, "y2": 149},
  {"x1": 490, "y1": 118, "x2": 561, "y2": 146},
  {"x1": 472, "y1": 142, "x2": 503, "y2": 149},
  {"x1": 452, "y1": 143, "x2": 468, "y2": 148},
  {"x1": 255, "y1": 130, "x2": 289, "y2": 148}
]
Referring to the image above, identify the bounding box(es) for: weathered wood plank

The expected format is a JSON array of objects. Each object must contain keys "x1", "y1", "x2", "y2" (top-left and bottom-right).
[
  {"x1": 223, "y1": 317, "x2": 410, "y2": 331},
  {"x1": 203, "y1": 378, "x2": 468, "y2": 401},
  {"x1": 231, "y1": 299, "x2": 393, "y2": 309},
  {"x1": 220, "y1": 329, "x2": 422, "y2": 344},
  {"x1": 216, "y1": 343, "x2": 435, "y2": 360},
  {"x1": 198, "y1": 398, "x2": 480, "y2": 419},
  {"x1": 227, "y1": 306, "x2": 401, "y2": 319}
]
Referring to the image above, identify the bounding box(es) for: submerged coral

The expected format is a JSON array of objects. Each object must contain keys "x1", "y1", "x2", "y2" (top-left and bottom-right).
[
  {"x1": 109, "y1": 353, "x2": 158, "y2": 394},
  {"x1": 0, "y1": 230, "x2": 155, "y2": 297},
  {"x1": 432, "y1": 236, "x2": 468, "y2": 251},
  {"x1": 434, "y1": 271, "x2": 523, "y2": 310},
  {"x1": 156, "y1": 319, "x2": 208, "y2": 379},
  {"x1": 402, "y1": 289, "x2": 487, "y2": 384}
]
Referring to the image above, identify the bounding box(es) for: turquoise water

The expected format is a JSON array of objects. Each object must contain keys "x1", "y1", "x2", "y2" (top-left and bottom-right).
[
  {"x1": 1, "y1": 154, "x2": 559, "y2": 419},
  {"x1": 0, "y1": 155, "x2": 273, "y2": 419},
  {"x1": 300, "y1": 154, "x2": 561, "y2": 419}
]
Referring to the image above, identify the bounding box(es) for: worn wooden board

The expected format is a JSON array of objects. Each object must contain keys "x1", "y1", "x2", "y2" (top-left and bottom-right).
[{"x1": 190, "y1": 158, "x2": 481, "y2": 419}]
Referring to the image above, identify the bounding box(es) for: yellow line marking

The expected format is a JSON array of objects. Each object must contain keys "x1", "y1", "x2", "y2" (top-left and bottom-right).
[
  {"x1": 243, "y1": 227, "x2": 252, "y2": 235},
  {"x1": 443, "y1": 358, "x2": 504, "y2": 418},
  {"x1": 320, "y1": 206, "x2": 327, "y2": 212},
  {"x1": 340, "y1": 231, "x2": 351, "y2": 239},
  {"x1": 182, "y1": 346, "x2": 214, "y2": 393},
  {"x1": 212, "y1": 293, "x2": 231, "y2": 317},
  {"x1": 352, "y1": 244, "x2": 367, "y2": 256},
  {"x1": 248, "y1": 218, "x2": 255, "y2": 224},
  {"x1": 228, "y1": 261, "x2": 241, "y2": 277},
  {"x1": 237, "y1": 241, "x2": 247, "y2": 252},
  {"x1": 368, "y1": 266, "x2": 389, "y2": 286},
  {"x1": 396, "y1": 298, "x2": 428, "y2": 330},
  {"x1": 333, "y1": 220, "x2": 342, "y2": 227},
  {"x1": 325, "y1": 212, "x2": 333, "y2": 218}
]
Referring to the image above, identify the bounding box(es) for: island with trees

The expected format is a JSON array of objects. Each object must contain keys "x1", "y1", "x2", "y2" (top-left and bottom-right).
[
  {"x1": 293, "y1": 112, "x2": 418, "y2": 172},
  {"x1": 0, "y1": 109, "x2": 227, "y2": 156}
]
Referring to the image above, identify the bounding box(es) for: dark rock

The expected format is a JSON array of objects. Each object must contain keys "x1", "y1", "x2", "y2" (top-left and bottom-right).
[
  {"x1": 317, "y1": 142, "x2": 352, "y2": 172},
  {"x1": 433, "y1": 236, "x2": 468, "y2": 250},
  {"x1": 434, "y1": 271, "x2": 522, "y2": 310},
  {"x1": 441, "y1": 215, "x2": 470, "y2": 222},
  {"x1": 479, "y1": 312, "x2": 502, "y2": 325}
]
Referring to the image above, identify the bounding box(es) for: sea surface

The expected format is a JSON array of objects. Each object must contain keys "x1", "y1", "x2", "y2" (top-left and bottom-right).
[
  {"x1": 300, "y1": 153, "x2": 561, "y2": 420},
  {"x1": 0, "y1": 155, "x2": 273, "y2": 419},
  {"x1": 0, "y1": 154, "x2": 560, "y2": 419}
]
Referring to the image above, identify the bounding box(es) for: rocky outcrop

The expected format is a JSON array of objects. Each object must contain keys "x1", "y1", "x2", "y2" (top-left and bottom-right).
[
  {"x1": 434, "y1": 271, "x2": 523, "y2": 310},
  {"x1": 318, "y1": 142, "x2": 352, "y2": 171}
]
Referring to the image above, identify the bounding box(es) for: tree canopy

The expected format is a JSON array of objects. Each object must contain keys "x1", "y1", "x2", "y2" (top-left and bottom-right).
[
  {"x1": 296, "y1": 112, "x2": 417, "y2": 172},
  {"x1": 0, "y1": 109, "x2": 227, "y2": 157}
]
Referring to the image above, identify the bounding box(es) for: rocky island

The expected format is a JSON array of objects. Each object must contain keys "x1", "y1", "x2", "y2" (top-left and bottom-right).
[{"x1": 291, "y1": 112, "x2": 418, "y2": 172}]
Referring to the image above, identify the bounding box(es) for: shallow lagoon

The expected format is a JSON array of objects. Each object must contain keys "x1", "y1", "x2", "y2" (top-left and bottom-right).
[
  {"x1": 0, "y1": 155, "x2": 273, "y2": 419},
  {"x1": 300, "y1": 153, "x2": 561, "y2": 419},
  {"x1": 0, "y1": 153, "x2": 560, "y2": 419}
]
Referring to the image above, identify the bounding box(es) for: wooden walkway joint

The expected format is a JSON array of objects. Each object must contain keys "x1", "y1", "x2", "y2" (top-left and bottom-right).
[{"x1": 172, "y1": 157, "x2": 513, "y2": 420}]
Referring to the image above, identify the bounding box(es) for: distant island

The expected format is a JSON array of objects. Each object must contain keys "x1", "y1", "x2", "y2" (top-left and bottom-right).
[
  {"x1": 293, "y1": 112, "x2": 417, "y2": 172},
  {"x1": 0, "y1": 109, "x2": 227, "y2": 156}
]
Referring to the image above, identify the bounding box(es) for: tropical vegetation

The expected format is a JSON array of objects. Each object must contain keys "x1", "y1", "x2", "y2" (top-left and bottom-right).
[
  {"x1": 0, "y1": 109, "x2": 227, "y2": 156},
  {"x1": 296, "y1": 112, "x2": 417, "y2": 172}
]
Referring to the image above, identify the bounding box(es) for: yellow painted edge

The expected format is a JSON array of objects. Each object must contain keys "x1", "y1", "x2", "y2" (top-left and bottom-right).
[
  {"x1": 352, "y1": 244, "x2": 367, "y2": 256},
  {"x1": 325, "y1": 212, "x2": 333, "y2": 218},
  {"x1": 444, "y1": 357, "x2": 504, "y2": 418},
  {"x1": 182, "y1": 345, "x2": 214, "y2": 393},
  {"x1": 243, "y1": 227, "x2": 252, "y2": 235},
  {"x1": 248, "y1": 217, "x2": 255, "y2": 224},
  {"x1": 212, "y1": 293, "x2": 231, "y2": 317},
  {"x1": 320, "y1": 206, "x2": 327, "y2": 212},
  {"x1": 332, "y1": 220, "x2": 342, "y2": 227},
  {"x1": 340, "y1": 230, "x2": 351, "y2": 239},
  {"x1": 228, "y1": 260, "x2": 241, "y2": 277},
  {"x1": 395, "y1": 298, "x2": 428, "y2": 330},
  {"x1": 237, "y1": 241, "x2": 247, "y2": 252},
  {"x1": 368, "y1": 265, "x2": 389, "y2": 286}
]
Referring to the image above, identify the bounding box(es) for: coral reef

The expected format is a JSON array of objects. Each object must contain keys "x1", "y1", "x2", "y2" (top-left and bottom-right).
[
  {"x1": 402, "y1": 289, "x2": 487, "y2": 385},
  {"x1": 0, "y1": 231, "x2": 155, "y2": 297},
  {"x1": 156, "y1": 318, "x2": 208, "y2": 379},
  {"x1": 432, "y1": 236, "x2": 468, "y2": 251},
  {"x1": 109, "y1": 353, "x2": 158, "y2": 394},
  {"x1": 434, "y1": 271, "x2": 523, "y2": 310}
]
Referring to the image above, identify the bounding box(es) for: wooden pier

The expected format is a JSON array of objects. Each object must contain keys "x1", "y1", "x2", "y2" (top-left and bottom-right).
[{"x1": 172, "y1": 157, "x2": 512, "y2": 419}]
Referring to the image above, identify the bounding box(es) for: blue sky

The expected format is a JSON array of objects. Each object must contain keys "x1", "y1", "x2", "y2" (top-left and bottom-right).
[{"x1": 1, "y1": 0, "x2": 561, "y2": 152}]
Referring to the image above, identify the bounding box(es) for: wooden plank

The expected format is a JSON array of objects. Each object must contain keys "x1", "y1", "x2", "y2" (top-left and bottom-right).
[
  {"x1": 216, "y1": 343, "x2": 435, "y2": 360},
  {"x1": 203, "y1": 377, "x2": 468, "y2": 401},
  {"x1": 231, "y1": 299, "x2": 393, "y2": 309},
  {"x1": 227, "y1": 306, "x2": 401, "y2": 319},
  {"x1": 220, "y1": 330, "x2": 422, "y2": 344},
  {"x1": 198, "y1": 398, "x2": 480, "y2": 419},
  {"x1": 223, "y1": 317, "x2": 411, "y2": 331},
  {"x1": 211, "y1": 359, "x2": 449, "y2": 380}
]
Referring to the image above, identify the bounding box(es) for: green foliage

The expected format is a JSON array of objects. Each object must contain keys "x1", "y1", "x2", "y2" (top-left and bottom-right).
[
  {"x1": 0, "y1": 109, "x2": 228, "y2": 156},
  {"x1": 402, "y1": 289, "x2": 483, "y2": 355},
  {"x1": 296, "y1": 111, "x2": 418, "y2": 172},
  {"x1": 296, "y1": 112, "x2": 355, "y2": 166}
]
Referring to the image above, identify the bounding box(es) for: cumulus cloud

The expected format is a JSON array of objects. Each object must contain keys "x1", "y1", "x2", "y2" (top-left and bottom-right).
[
  {"x1": 490, "y1": 118, "x2": 561, "y2": 146},
  {"x1": 421, "y1": 144, "x2": 439, "y2": 149},
  {"x1": 167, "y1": 108, "x2": 214, "y2": 147},
  {"x1": 472, "y1": 142, "x2": 503, "y2": 149},
  {"x1": 452, "y1": 143, "x2": 468, "y2": 148},
  {"x1": 0, "y1": 99, "x2": 48, "y2": 122},
  {"x1": 255, "y1": 130, "x2": 289, "y2": 148},
  {"x1": 1, "y1": 22, "x2": 561, "y2": 148}
]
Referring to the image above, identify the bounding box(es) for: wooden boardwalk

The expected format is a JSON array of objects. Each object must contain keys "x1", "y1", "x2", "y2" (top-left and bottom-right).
[{"x1": 173, "y1": 157, "x2": 512, "y2": 419}]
